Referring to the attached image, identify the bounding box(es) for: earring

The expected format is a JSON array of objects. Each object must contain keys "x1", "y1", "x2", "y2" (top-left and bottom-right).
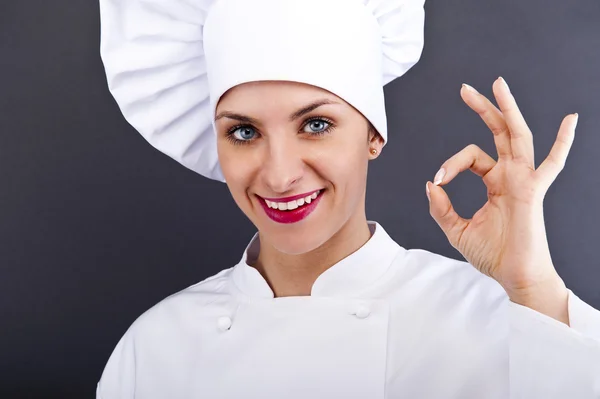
[{"x1": 370, "y1": 148, "x2": 378, "y2": 155}]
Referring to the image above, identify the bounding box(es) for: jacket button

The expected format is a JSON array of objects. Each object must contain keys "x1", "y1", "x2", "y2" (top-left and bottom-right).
[
  {"x1": 355, "y1": 305, "x2": 371, "y2": 319},
  {"x1": 217, "y1": 316, "x2": 232, "y2": 331}
]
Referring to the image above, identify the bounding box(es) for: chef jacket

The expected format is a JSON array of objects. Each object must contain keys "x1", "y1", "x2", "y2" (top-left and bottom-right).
[{"x1": 96, "y1": 221, "x2": 600, "y2": 398}]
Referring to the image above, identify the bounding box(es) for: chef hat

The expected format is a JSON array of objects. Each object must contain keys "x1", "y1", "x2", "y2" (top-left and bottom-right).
[{"x1": 99, "y1": 0, "x2": 425, "y2": 182}]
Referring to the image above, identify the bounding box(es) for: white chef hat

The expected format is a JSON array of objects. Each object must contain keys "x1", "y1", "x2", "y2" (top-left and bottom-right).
[{"x1": 99, "y1": 0, "x2": 425, "y2": 182}]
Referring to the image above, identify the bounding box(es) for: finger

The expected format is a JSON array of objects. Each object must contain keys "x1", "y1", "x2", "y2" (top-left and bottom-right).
[
  {"x1": 427, "y1": 181, "x2": 469, "y2": 251},
  {"x1": 461, "y1": 84, "x2": 512, "y2": 160},
  {"x1": 536, "y1": 113, "x2": 578, "y2": 192},
  {"x1": 433, "y1": 144, "x2": 497, "y2": 187},
  {"x1": 492, "y1": 77, "x2": 535, "y2": 168}
]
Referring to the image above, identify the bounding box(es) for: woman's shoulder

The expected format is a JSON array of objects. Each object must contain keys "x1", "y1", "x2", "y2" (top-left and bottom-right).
[
  {"x1": 97, "y1": 267, "x2": 239, "y2": 395},
  {"x1": 400, "y1": 246, "x2": 505, "y2": 295},
  {"x1": 390, "y1": 245, "x2": 509, "y2": 322},
  {"x1": 125, "y1": 267, "x2": 237, "y2": 336}
]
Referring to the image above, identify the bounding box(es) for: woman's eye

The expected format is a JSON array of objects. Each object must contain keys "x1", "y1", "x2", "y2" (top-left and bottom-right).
[
  {"x1": 303, "y1": 119, "x2": 330, "y2": 133},
  {"x1": 232, "y1": 126, "x2": 256, "y2": 141}
]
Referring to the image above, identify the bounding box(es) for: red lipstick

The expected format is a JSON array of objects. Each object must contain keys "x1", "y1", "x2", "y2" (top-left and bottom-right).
[{"x1": 258, "y1": 190, "x2": 324, "y2": 224}]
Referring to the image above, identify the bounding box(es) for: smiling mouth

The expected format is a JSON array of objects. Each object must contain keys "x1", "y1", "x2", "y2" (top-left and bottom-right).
[
  {"x1": 257, "y1": 189, "x2": 325, "y2": 224},
  {"x1": 262, "y1": 190, "x2": 322, "y2": 211}
]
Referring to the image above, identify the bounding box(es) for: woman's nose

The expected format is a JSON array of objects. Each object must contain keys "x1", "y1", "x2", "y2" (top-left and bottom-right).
[{"x1": 260, "y1": 140, "x2": 303, "y2": 193}]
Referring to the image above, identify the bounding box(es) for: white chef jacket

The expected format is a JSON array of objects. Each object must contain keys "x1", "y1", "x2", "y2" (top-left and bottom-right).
[{"x1": 97, "y1": 221, "x2": 600, "y2": 398}]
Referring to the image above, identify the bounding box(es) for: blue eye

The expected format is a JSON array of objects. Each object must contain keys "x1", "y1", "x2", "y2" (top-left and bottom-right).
[
  {"x1": 232, "y1": 126, "x2": 256, "y2": 141},
  {"x1": 303, "y1": 119, "x2": 330, "y2": 133},
  {"x1": 225, "y1": 117, "x2": 335, "y2": 146}
]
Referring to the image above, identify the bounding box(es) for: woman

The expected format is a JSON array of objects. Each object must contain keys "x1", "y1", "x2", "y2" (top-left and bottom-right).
[{"x1": 97, "y1": 0, "x2": 600, "y2": 397}]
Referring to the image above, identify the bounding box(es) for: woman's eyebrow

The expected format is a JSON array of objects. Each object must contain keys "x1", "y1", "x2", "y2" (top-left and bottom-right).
[
  {"x1": 288, "y1": 99, "x2": 341, "y2": 121},
  {"x1": 214, "y1": 112, "x2": 259, "y2": 124},
  {"x1": 214, "y1": 99, "x2": 341, "y2": 124}
]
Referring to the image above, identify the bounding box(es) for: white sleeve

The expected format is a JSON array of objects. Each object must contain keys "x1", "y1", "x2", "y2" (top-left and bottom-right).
[{"x1": 509, "y1": 289, "x2": 600, "y2": 398}]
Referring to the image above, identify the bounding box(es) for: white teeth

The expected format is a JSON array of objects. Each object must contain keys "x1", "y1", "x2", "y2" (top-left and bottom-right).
[{"x1": 264, "y1": 190, "x2": 321, "y2": 211}]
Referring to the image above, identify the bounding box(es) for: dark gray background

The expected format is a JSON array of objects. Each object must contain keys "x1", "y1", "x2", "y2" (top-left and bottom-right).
[{"x1": 1, "y1": 0, "x2": 599, "y2": 397}]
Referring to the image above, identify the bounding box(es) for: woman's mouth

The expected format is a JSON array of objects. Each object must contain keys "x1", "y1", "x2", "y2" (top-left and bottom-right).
[{"x1": 258, "y1": 190, "x2": 324, "y2": 224}]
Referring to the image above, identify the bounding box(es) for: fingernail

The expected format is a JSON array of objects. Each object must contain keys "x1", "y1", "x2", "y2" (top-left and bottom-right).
[
  {"x1": 573, "y1": 113, "x2": 579, "y2": 129},
  {"x1": 498, "y1": 76, "x2": 510, "y2": 93},
  {"x1": 462, "y1": 83, "x2": 479, "y2": 94},
  {"x1": 433, "y1": 168, "x2": 446, "y2": 186},
  {"x1": 426, "y1": 182, "x2": 431, "y2": 201}
]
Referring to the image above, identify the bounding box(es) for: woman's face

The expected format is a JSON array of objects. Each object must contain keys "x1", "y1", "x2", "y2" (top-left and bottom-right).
[{"x1": 215, "y1": 81, "x2": 383, "y2": 255}]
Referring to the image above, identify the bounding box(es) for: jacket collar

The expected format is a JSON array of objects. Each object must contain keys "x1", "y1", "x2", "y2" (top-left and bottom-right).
[{"x1": 231, "y1": 221, "x2": 404, "y2": 298}]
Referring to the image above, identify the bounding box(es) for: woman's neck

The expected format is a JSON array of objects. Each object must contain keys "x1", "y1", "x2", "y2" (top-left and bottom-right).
[{"x1": 253, "y1": 214, "x2": 372, "y2": 297}]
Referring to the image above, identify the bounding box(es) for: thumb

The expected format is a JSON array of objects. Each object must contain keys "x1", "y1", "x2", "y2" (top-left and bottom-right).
[{"x1": 426, "y1": 181, "x2": 469, "y2": 248}]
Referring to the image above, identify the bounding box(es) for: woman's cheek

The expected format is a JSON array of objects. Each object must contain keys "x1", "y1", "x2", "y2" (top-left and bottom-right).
[{"x1": 219, "y1": 144, "x2": 252, "y2": 180}]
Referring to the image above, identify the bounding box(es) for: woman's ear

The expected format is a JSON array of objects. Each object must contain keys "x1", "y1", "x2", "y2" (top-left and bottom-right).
[{"x1": 367, "y1": 123, "x2": 384, "y2": 159}]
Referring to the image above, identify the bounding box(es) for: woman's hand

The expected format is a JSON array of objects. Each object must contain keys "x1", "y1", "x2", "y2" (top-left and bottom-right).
[{"x1": 426, "y1": 77, "x2": 578, "y2": 324}]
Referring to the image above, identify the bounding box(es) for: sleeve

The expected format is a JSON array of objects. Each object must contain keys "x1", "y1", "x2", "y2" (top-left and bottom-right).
[
  {"x1": 509, "y1": 289, "x2": 600, "y2": 398},
  {"x1": 96, "y1": 326, "x2": 137, "y2": 399}
]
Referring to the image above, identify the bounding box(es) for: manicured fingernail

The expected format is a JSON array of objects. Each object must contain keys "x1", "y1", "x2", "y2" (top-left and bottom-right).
[
  {"x1": 573, "y1": 113, "x2": 579, "y2": 129},
  {"x1": 433, "y1": 168, "x2": 445, "y2": 186},
  {"x1": 462, "y1": 83, "x2": 479, "y2": 94},
  {"x1": 498, "y1": 76, "x2": 510, "y2": 93},
  {"x1": 426, "y1": 182, "x2": 431, "y2": 201}
]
